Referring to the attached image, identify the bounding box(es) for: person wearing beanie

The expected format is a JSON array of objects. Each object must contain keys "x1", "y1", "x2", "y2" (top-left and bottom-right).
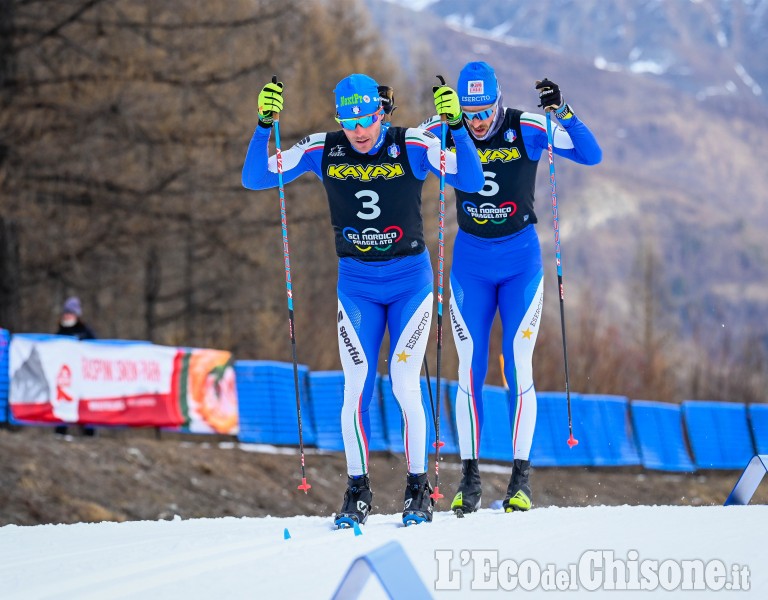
[
  {"x1": 56, "y1": 296, "x2": 96, "y2": 340},
  {"x1": 421, "y1": 61, "x2": 602, "y2": 516},
  {"x1": 242, "y1": 73, "x2": 484, "y2": 528},
  {"x1": 54, "y1": 295, "x2": 97, "y2": 437}
]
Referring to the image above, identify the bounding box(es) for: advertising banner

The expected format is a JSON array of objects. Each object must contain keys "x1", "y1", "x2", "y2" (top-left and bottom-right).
[
  {"x1": 179, "y1": 348, "x2": 239, "y2": 435},
  {"x1": 9, "y1": 336, "x2": 184, "y2": 427}
]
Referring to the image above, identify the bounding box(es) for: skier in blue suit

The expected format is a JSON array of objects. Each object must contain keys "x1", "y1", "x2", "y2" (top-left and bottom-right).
[
  {"x1": 243, "y1": 73, "x2": 483, "y2": 527},
  {"x1": 421, "y1": 61, "x2": 601, "y2": 515}
]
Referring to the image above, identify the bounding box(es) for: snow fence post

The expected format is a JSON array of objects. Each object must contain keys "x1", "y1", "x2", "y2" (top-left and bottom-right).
[
  {"x1": 724, "y1": 454, "x2": 768, "y2": 505},
  {"x1": 331, "y1": 540, "x2": 432, "y2": 600}
]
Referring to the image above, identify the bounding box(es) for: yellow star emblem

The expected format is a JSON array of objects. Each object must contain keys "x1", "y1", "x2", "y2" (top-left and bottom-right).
[
  {"x1": 396, "y1": 350, "x2": 411, "y2": 363},
  {"x1": 521, "y1": 328, "x2": 533, "y2": 339}
]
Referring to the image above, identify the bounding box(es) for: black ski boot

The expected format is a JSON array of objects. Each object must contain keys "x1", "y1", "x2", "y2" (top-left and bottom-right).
[
  {"x1": 451, "y1": 458, "x2": 482, "y2": 517},
  {"x1": 402, "y1": 472, "x2": 434, "y2": 526},
  {"x1": 335, "y1": 474, "x2": 373, "y2": 529},
  {"x1": 502, "y1": 459, "x2": 532, "y2": 512}
]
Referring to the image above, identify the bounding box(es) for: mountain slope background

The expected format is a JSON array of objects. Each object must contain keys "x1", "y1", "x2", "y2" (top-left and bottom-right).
[{"x1": 368, "y1": 0, "x2": 768, "y2": 398}]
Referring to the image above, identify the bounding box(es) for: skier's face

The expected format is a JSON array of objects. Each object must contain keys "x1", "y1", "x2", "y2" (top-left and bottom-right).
[
  {"x1": 340, "y1": 110, "x2": 384, "y2": 154},
  {"x1": 462, "y1": 102, "x2": 496, "y2": 138}
]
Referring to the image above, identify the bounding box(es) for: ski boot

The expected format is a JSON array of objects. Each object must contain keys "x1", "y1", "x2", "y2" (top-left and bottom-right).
[
  {"x1": 451, "y1": 459, "x2": 482, "y2": 518},
  {"x1": 334, "y1": 474, "x2": 373, "y2": 529},
  {"x1": 502, "y1": 459, "x2": 532, "y2": 512},
  {"x1": 402, "y1": 472, "x2": 434, "y2": 526}
]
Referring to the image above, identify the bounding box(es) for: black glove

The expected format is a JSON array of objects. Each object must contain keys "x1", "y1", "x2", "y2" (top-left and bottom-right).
[
  {"x1": 378, "y1": 85, "x2": 397, "y2": 115},
  {"x1": 535, "y1": 78, "x2": 562, "y2": 111}
]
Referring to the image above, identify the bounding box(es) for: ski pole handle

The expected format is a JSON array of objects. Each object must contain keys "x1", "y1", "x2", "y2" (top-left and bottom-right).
[
  {"x1": 271, "y1": 75, "x2": 280, "y2": 123},
  {"x1": 436, "y1": 75, "x2": 447, "y2": 123}
]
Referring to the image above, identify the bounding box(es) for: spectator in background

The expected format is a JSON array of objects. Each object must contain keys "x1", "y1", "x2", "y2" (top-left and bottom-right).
[
  {"x1": 54, "y1": 296, "x2": 96, "y2": 436},
  {"x1": 56, "y1": 296, "x2": 96, "y2": 340}
]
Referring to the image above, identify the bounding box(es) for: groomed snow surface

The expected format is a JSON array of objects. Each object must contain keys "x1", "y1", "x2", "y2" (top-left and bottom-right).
[{"x1": 0, "y1": 504, "x2": 765, "y2": 598}]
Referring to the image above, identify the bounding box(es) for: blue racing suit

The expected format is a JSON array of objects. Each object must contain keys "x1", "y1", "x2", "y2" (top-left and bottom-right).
[
  {"x1": 422, "y1": 107, "x2": 601, "y2": 460},
  {"x1": 243, "y1": 121, "x2": 483, "y2": 475}
]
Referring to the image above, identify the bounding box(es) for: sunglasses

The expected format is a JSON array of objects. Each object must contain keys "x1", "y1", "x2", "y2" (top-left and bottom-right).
[
  {"x1": 463, "y1": 106, "x2": 495, "y2": 121},
  {"x1": 336, "y1": 111, "x2": 381, "y2": 130}
]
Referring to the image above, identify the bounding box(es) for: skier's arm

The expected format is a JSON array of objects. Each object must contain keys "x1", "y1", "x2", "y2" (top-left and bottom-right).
[
  {"x1": 520, "y1": 110, "x2": 602, "y2": 165},
  {"x1": 406, "y1": 83, "x2": 483, "y2": 192},
  {"x1": 524, "y1": 78, "x2": 601, "y2": 165},
  {"x1": 418, "y1": 115, "x2": 442, "y2": 137},
  {"x1": 406, "y1": 126, "x2": 483, "y2": 192},
  {"x1": 241, "y1": 127, "x2": 326, "y2": 190},
  {"x1": 241, "y1": 78, "x2": 325, "y2": 189}
]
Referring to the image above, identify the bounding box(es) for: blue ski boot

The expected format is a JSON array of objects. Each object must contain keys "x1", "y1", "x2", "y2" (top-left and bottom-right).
[
  {"x1": 335, "y1": 475, "x2": 373, "y2": 529},
  {"x1": 402, "y1": 472, "x2": 434, "y2": 526},
  {"x1": 502, "y1": 459, "x2": 532, "y2": 512}
]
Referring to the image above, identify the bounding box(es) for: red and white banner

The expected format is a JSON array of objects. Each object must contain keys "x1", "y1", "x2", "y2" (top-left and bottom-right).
[{"x1": 9, "y1": 336, "x2": 184, "y2": 426}]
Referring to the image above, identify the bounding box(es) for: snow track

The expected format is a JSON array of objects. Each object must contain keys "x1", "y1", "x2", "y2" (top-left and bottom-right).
[{"x1": 0, "y1": 506, "x2": 766, "y2": 598}]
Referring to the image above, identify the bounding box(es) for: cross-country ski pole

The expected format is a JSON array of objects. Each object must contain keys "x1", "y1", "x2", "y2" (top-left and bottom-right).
[
  {"x1": 272, "y1": 75, "x2": 312, "y2": 492},
  {"x1": 545, "y1": 109, "x2": 578, "y2": 449},
  {"x1": 430, "y1": 75, "x2": 448, "y2": 502}
]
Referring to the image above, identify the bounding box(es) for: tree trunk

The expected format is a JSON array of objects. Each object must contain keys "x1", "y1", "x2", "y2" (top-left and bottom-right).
[
  {"x1": 0, "y1": 0, "x2": 14, "y2": 92},
  {"x1": 144, "y1": 246, "x2": 160, "y2": 342},
  {"x1": 0, "y1": 218, "x2": 21, "y2": 331}
]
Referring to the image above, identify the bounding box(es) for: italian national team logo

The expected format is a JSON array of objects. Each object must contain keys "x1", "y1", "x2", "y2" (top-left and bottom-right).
[
  {"x1": 504, "y1": 128, "x2": 517, "y2": 143},
  {"x1": 387, "y1": 143, "x2": 400, "y2": 158}
]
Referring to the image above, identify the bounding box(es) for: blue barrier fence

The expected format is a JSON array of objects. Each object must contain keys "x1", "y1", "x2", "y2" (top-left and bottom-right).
[
  {"x1": 682, "y1": 401, "x2": 755, "y2": 470},
  {"x1": 749, "y1": 404, "x2": 768, "y2": 455},
  {"x1": 0, "y1": 329, "x2": 9, "y2": 423},
  {"x1": 534, "y1": 392, "x2": 589, "y2": 466},
  {"x1": 309, "y1": 371, "x2": 388, "y2": 452},
  {"x1": 235, "y1": 360, "x2": 316, "y2": 446},
  {"x1": 1, "y1": 330, "x2": 765, "y2": 471},
  {"x1": 630, "y1": 400, "x2": 696, "y2": 472}
]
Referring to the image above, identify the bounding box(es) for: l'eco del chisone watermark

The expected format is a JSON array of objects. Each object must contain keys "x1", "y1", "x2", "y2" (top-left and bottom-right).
[{"x1": 434, "y1": 549, "x2": 751, "y2": 592}]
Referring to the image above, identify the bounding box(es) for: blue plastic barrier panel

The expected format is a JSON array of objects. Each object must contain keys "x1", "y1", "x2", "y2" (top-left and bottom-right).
[
  {"x1": 420, "y1": 377, "x2": 458, "y2": 456},
  {"x1": 0, "y1": 329, "x2": 9, "y2": 423},
  {"x1": 724, "y1": 455, "x2": 768, "y2": 506},
  {"x1": 367, "y1": 376, "x2": 388, "y2": 452},
  {"x1": 477, "y1": 385, "x2": 514, "y2": 462},
  {"x1": 683, "y1": 400, "x2": 754, "y2": 469},
  {"x1": 748, "y1": 404, "x2": 768, "y2": 455},
  {"x1": 308, "y1": 372, "x2": 387, "y2": 452},
  {"x1": 576, "y1": 394, "x2": 640, "y2": 467},
  {"x1": 630, "y1": 400, "x2": 695, "y2": 472},
  {"x1": 308, "y1": 371, "x2": 345, "y2": 451},
  {"x1": 331, "y1": 540, "x2": 432, "y2": 600},
  {"x1": 235, "y1": 360, "x2": 315, "y2": 446},
  {"x1": 531, "y1": 393, "x2": 592, "y2": 467}
]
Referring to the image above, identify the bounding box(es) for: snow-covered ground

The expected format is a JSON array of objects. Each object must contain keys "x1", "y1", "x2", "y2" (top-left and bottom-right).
[{"x1": 0, "y1": 504, "x2": 765, "y2": 598}]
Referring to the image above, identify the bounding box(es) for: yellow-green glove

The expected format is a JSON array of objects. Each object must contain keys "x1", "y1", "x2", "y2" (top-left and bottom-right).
[
  {"x1": 432, "y1": 85, "x2": 462, "y2": 126},
  {"x1": 258, "y1": 80, "x2": 284, "y2": 126}
]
